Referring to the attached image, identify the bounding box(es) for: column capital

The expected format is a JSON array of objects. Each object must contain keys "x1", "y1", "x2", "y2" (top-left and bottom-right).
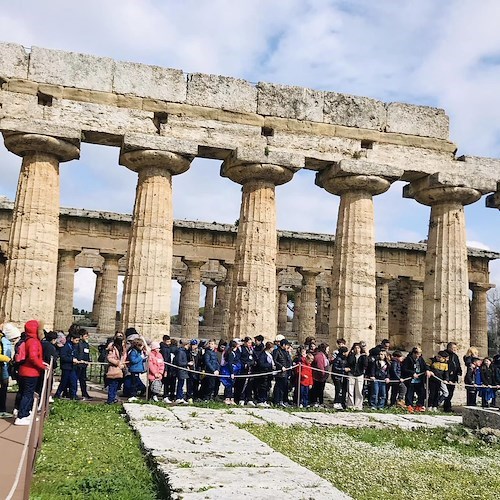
[
  {"x1": 375, "y1": 272, "x2": 394, "y2": 284},
  {"x1": 120, "y1": 149, "x2": 192, "y2": 175},
  {"x1": 182, "y1": 257, "x2": 206, "y2": 269},
  {"x1": 403, "y1": 173, "x2": 483, "y2": 206},
  {"x1": 296, "y1": 267, "x2": 321, "y2": 279},
  {"x1": 469, "y1": 282, "x2": 494, "y2": 293},
  {"x1": 221, "y1": 162, "x2": 295, "y2": 186},
  {"x1": 3, "y1": 132, "x2": 80, "y2": 162},
  {"x1": 100, "y1": 252, "x2": 123, "y2": 263}
]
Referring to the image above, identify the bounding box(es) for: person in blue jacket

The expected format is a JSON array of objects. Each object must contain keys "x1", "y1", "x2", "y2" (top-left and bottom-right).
[
  {"x1": 174, "y1": 339, "x2": 189, "y2": 403},
  {"x1": 201, "y1": 339, "x2": 220, "y2": 401},
  {"x1": 54, "y1": 331, "x2": 82, "y2": 400},
  {"x1": 127, "y1": 338, "x2": 146, "y2": 401}
]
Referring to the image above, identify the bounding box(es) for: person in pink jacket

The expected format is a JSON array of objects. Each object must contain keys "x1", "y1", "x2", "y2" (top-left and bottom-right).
[
  {"x1": 148, "y1": 341, "x2": 165, "y2": 402},
  {"x1": 15, "y1": 320, "x2": 48, "y2": 425}
]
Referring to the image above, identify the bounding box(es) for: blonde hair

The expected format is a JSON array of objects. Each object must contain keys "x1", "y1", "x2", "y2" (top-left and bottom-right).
[{"x1": 465, "y1": 347, "x2": 479, "y2": 358}]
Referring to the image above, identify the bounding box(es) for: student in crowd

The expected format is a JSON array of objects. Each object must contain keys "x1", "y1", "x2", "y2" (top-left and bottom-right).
[
  {"x1": 464, "y1": 347, "x2": 479, "y2": 369},
  {"x1": 346, "y1": 342, "x2": 367, "y2": 410},
  {"x1": 332, "y1": 345, "x2": 349, "y2": 410},
  {"x1": 76, "y1": 329, "x2": 92, "y2": 399},
  {"x1": 369, "y1": 349, "x2": 390, "y2": 410},
  {"x1": 402, "y1": 346, "x2": 429, "y2": 413},
  {"x1": 272, "y1": 339, "x2": 292, "y2": 407},
  {"x1": 127, "y1": 338, "x2": 147, "y2": 402},
  {"x1": 292, "y1": 345, "x2": 306, "y2": 404},
  {"x1": 299, "y1": 352, "x2": 314, "y2": 408},
  {"x1": 427, "y1": 350, "x2": 449, "y2": 412},
  {"x1": 255, "y1": 341, "x2": 275, "y2": 407},
  {"x1": 148, "y1": 341, "x2": 165, "y2": 402},
  {"x1": 159, "y1": 335, "x2": 171, "y2": 400},
  {"x1": 480, "y1": 357, "x2": 496, "y2": 408},
  {"x1": 220, "y1": 340, "x2": 241, "y2": 405},
  {"x1": 236, "y1": 336, "x2": 256, "y2": 406},
  {"x1": 444, "y1": 342, "x2": 462, "y2": 412},
  {"x1": 54, "y1": 331, "x2": 82, "y2": 400},
  {"x1": 174, "y1": 339, "x2": 190, "y2": 404},
  {"x1": 186, "y1": 339, "x2": 201, "y2": 403},
  {"x1": 201, "y1": 339, "x2": 220, "y2": 401},
  {"x1": 310, "y1": 343, "x2": 330, "y2": 407},
  {"x1": 389, "y1": 350, "x2": 407, "y2": 408},
  {"x1": 106, "y1": 331, "x2": 127, "y2": 404},
  {"x1": 0, "y1": 323, "x2": 20, "y2": 417},
  {"x1": 164, "y1": 338, "x2": 178, "y2": 402}
]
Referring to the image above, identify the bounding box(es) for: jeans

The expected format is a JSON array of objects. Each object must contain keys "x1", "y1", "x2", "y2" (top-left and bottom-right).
[
  {"x1": 405, "y1": 381, "x2": 425, "y2": 407},
  {"x1": 370, "y1": 380, "x2": 387, "y2": 409},
  {"x1": 18, "y1": 376, "x2": 39, "y2": 418},
  {"x1": 55, "y1": 369, "x2": 78, "y2": 398},
  {"x1": 107, "y1": 379, "x2": 120, "y2": 403},
  {"x1": 273, "y1": 377, "x2": 288, "y2": 404},
  {"x1": 300, "y1": 386, "x2": 310, "y2": 407},
  {"x1": 77, "y1": 365, "x2": 90, "y2": 397},
  {"x1": 176, "y1": 378, "x2": 186, "y2": 400}
]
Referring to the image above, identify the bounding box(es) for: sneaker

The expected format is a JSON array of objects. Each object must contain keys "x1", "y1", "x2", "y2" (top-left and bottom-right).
[
  {"x1": 48, "y1": 396, "x2": 54, "y2": 403},
  {"x1": 407, "y1": 405, "x2": 415, "y2": 413},
  {"x1": 175, "y1": 399, "x2": 187, "y2": 404},
  {"x1": 299, "y1": 404, "x2": 304, "y2": 408},
  {"x1": 415, "y1": 406, "x2": 426, "y2": 412},
  {"x1": 128, "y1": 397, "x2": 139, "y2": 402},
  {"x1": 333, "y1": 403, "x2": 342, "y2": 410},
  {"x1": 14, "y1": 416, "x2": 31, "y2": 426},
  {"x1": 239, "y1": 400, "x2": 245, "y2": 406},
  {"x1": 257, "y1": 402, "x2": 270, "y2": 408},
  {"x1": 13, "y1": 409, "x2": 18, "y2": 418},
  {"x1": 246, "y1": 401, "x2": 256, "y2": 407},
  {"x1": 0, "y1": 412, "x2": 13, "y2": 418},
  {"x1": 396, "y1": 400, "x2": 407, "y2": 409},
  {"x1": 162, "y1": 397, "x2": 172, "y2": 403},
  {"x1": 82, "y1": 396, "x2": 93, "y2": 401},
  {"x1": 152, "y1": 395, "x2": 159, "y2": 402}
]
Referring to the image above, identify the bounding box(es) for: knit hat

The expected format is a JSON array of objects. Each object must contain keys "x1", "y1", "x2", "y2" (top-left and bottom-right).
[
  {"x1": 150, "y1": 341, "x2": 161, "y2": 350},
  {"x1": 125, "y1": 327, "x2": 139, "y2": 338},
  {"x1": 275, "y1": 334, "x2": 285, "y2": 342},
  {"x1": 2, "y1": 323, "x2": 21, "y2": 341}
]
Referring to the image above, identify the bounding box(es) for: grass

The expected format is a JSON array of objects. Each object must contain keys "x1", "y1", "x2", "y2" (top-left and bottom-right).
[
  {"x1": 31, "y1": 401, "x2": 162, "y2": 500},
  {"x1": 243, "y1": 423, "x2": 500, "y2": 500}
]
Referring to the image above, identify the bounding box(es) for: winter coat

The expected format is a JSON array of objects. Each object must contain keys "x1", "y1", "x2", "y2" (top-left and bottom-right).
[
  {"x1": 312, "y1": 351, "x2": 329, "y2": 382},
  {"x1": 389, "y1": 359, "x2": 402, "y2": 380},
  {"x1": 257, "y1": 350, "x2": 275, "y2": 373},
  {"x1": 300, "y1": 359, "x2": 313, "y2": 387},
  {"x1": 203, "y1": 348, "x2": 220, "y2": 373},
  {"x1": 174, "y1": 347, "x2": 189, "y2": 380},
  {"x1": 128, "y1": 347, "x2": 146, "y2": 373},
  {"x1": 346, "y1": 353, "x2": 368, "y2": 377},
  {"x1": 107, "y1": 345, "x2": 127, "y2": 379},
  {"x1": 272, "y1": 347, "x2": 292, "y2": 378},
  {"x1": 59, "y1": 341, "x2": 78, "y2": 371},
  {"x1": 41, "y1": 339, "x2": 59, "y2": 369},
  {"x1": 369, "y1": 359, "x2": 390, "y2": 381},
  {"x1": 1, "y1": 336, "x2": 12, "y2": 379},
  {"x1": 77, "y1": 339, "x2": 91, "y2": 362},
  {"x1": 148, "y1": 351, "x2": 165, "y2": 381},
  {"x1": 428, "y1": 357, "x2": 449, "y2": 382},
  {"x1": 401, "y1": 355, "x2": 427, "y2": 384},
  {"x1": 239, "y1": 345, "x2": 256, "y2": 371},
  {"x1": 446, "y1": 351, "x2": 462, "y2": 382},
  {"x1": 18, "y1": 320, "x2": 46, "y2": 378},
  {"x1": 331, "y1": 354, "x2": 348, "y2": 381}
]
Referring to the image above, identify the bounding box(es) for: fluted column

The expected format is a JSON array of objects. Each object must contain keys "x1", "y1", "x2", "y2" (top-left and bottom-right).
[
  {"x1": 404, "y1": 176, "x2": 481, "y2": 357},
  {"x1": 316, "y1": 165, "x2": 399, "y2": 348},
  {"x1": 120, "y1": 149, "x2": 191, "y2": 339},
  {"x1": 278, "y1": 290, "x2": 288, "y2": 332},
  {"x1": 297, "y1": 268, "x2": 320, "y2": 344},
  {"x1": 213, "y1": 278, "x2": 225, "y2": 329},
  {"x1": 0, "y1": 253, "x2": 6, "y2": 308},
  {"x1": 470, "y1": 283, "x2": 492, "y2": 357},
  {"x1": 220, "y1": 262, "x2": 234, "y2": 341},
  {"x1": 406, "y1": 279, "x2": 424, "y2": 351},
  {"x1": 180, "y1": 259, "x2": 205, "y2": 338},
  {"x1": 203, "y1": 282, "x2": 215, "y2": 326},
  {"x1": 0, "y1": 133, "x2": 80, "y2": 328},
  {"x1": 375, "y1": 274, "x2": 391, "y2": 344},
  {"x1": 97, "y1": 253, "x2": 121, "y2": 335},
  {"x1": 54, "y1": 250, "x2": 79, "y2": 332},
  {"x1": 292, "y1": 286, "x2": 302, "y2": 334},
  {"x1": 91, "y1": 269, "x2": 103, "y2": 323}
]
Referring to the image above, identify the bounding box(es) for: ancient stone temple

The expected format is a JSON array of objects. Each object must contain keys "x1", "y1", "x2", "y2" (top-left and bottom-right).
[{"x1": 1, "y1": 42, "x2": 500, "y2": 357}]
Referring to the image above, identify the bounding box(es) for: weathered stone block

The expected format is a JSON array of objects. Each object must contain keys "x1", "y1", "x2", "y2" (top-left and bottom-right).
[
  {"x1": 257, "y1": 82, "x2": 323, "y2": 122},
  {"x1": 463, "y1": 407, "x2": 500, "y2": 430},
  {"x1": 113, "y1": 61, "x2": 186, "y2": 102},
  {"x1": 0, "y1": 42, "x2": 28, "y2": 79},
  {"x1": 186, "y1": 73, "x2": 257, "y2": 113},
  {"x1": 386, "y1": 102, "x2": 449, "y2": 140},
  {"x1": 29, "y1": 46, "x2": 114, "y2": 92},
  {"x1": 324, "y1": 92, "x2": 386, "y2": 130},
  {"x1": 122, "y1": 132, "x2": 199, "y2": 157},
  {"x1": 335, "y1": 159, "x2": 403, "y2": 179},
  {"x1": 0, "y1": 117, "x2": 81, "y2": 144}
]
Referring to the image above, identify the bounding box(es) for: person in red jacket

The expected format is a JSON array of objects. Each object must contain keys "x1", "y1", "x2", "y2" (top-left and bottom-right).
[
  {"x1": 15, "y1": 320, "x2": 48, "y2": 426},
  {"x1": 299, "y1": 353, "x2": 314, "y2": 408}
]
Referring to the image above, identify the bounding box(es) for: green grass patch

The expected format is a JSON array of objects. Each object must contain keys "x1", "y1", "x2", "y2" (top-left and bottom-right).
[
  {"x1": 243, "y1": 423, "x2": 500, "y2": 500},
  {"x1": 31, "y1": 401, "x2": 162, "y2": 499}
]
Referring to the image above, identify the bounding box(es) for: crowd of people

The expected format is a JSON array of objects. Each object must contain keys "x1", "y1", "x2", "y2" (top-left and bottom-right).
[{"x1": 2, "y1": 319, "x2": 500, "y2": 426}]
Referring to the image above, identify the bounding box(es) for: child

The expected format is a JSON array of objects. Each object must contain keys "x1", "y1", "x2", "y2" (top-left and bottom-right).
[
  {"x1": 480, "y1": 357, "x2": 495, "y2": 408},
  {"x1": 148, "y1": 341, "x2": 165, "y2": 402},
  {"x1": 428, "y1": 350, "x2": 449, "y2": 411},
  {"x1": 332, "y1": 346, "x2": 349, "y2": 410},
  {"x1": 299, "y1": 353, "x2": 314, "y2": 408},
  {"x1": 389, "y1": 351, "x2": 407, "y2": 408},
  {"x1": 464, "y1": 357, "x2": 482, "y2": 406},
  {"x1": 369, "y1": 350, "x2": 390, "y2": 410}
]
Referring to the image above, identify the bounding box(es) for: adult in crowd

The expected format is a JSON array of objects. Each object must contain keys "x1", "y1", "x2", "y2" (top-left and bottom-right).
[
  {"x1": 54, "y1": 330, "x2": 82, "y2": 400},
  {"x1": 186, "y1": 339, "x2": 201, "y2": 403},
  {"x1": 235, "y1": 336, "x2": 255, "y2": 406},
  {"x1": 148, "y1": 341, "x2": 165, "y2": 402},
  {"x1": 444, "y1": 342, "x2": 462, "y2": 412},
  {"x1": 174, "y1": 339, "x2": 190, "y2": 404},
  {"x1": 106, "y1": 331, "x2": 127, "y2": 404},
  {"x1": 164, "y1": 338, "x2": 178, "y2": 402},
  {"x1": 201, "y1": 339, "x2": 220, "y2": 401},
  {"x1": 401, "y1": 346, "x2": 429, "y2": 412},
  {"x1": 310, "y1": 343, "x2": 330, "y2": 407},
  {"x1": 272, "y1": 338, "x2": 292, "y2": 407},
  {"x1": 15, "y1": 320, "x2": 48, "y2": 425},
  {"x1": 331, "y1": 345, "x2": 349, "y2": 410},
  {"x1": 388, "y1": 350, "x2": 406, "y2": 408},
  {"x1": 369, "y1": 349, "x2": 390, "y2": 410},
  {"x1": 346, "y1": 342, "x2": 368, "y2": 410},
  {"x1": 76, "y1": 329, "x2": 92, "y2": 399},
  {"x1": 255, "y1": 341, "x2": 275, "y2": 407},
  {"x1": 0, "y1": 323, "x2": 20, "y2": 417},
  {"x1": 220, "y1": 339, "x2": 241, "y2": 405}
]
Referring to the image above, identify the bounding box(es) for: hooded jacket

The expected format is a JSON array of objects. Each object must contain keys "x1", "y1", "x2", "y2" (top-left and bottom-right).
[{"x1": 19, "y1": 320, "x2": 46, "y2": 378}]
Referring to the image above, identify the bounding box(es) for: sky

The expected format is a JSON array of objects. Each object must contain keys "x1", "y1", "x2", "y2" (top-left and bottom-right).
[{"x1": 1, "y1": 0, "x2": 500, "y2": 312}]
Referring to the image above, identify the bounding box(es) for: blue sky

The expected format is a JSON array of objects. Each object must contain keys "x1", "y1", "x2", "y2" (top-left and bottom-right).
[{"x1": 1, "y1": 0, "x2": 500, "y2": 311}]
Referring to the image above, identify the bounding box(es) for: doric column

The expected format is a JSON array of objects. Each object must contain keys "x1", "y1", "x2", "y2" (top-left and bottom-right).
[
  {"x1": 180, "y1": 258, "x2": 205, "y2": 338},
  {"x1": 213, "y1": 278, "x2": 225, "y2": 329},
  {"x1": 91, "y1": 269, "x2": 103, "y2": 324},
  {"x1": 0, "y1": 252, "x2": 6, "y2": 309},
  {"x1": 97, "y1": 253, "x2": 121, "y2": 335},
  {"x1": 120, "y1": 148, "x2": 192, "y2": 339},
  {"x1": 0, "y1": 132, "x2": 80, "y2": 328},
  {"x1": 203, "y1": 282, "x2": 215, "y2": 326},
  {"x1": 292, "y1": 286, "x2": 302, "y2": 334},
  {"x1": 405, "y1": 279, "x2": 424, "y2": 351},
  {"x1": 316, "y1": 161, "x2": 401, "y2": 348},
  {"x1": 220, "y1": 262, "x2": 234, "y2": 341},
  {"x1": 470, "y1": 283, "x2": 492, "y2": 357},
  {"x1": 54, "y1": 250, "x2": 79, "y2": 332},
  {"x1": 222, "y1": 156, "x2": 295, "y2": 339},
  {"x1": 297, "y1": 268, "x2": 320, "y2": 344},
  {"x1": 278, "y1": 290, "x2": 288, "y2": 333},
  {"x1": 375, "y1": 274, "x2": 391, "y2": 344},
  {"x1": 404, "y1": 174, "x2": 482, "y2": 357}
]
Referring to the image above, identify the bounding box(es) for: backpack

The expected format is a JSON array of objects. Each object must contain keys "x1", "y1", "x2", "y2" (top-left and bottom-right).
[
  {"x1": 9, "y1": 338, "x2": 27, "y2": 379},
  {"x1": 97, "y1": 343, "x2": 108, "y2": 363}
]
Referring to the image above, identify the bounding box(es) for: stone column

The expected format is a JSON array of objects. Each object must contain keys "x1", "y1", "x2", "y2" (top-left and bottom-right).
[
  {"x1": 297, "y1": 268, "x2": 320, "y2": 344},
  {"x1": 0, "y1": 133, "x2": 80, "y2": 329},
  {"x1": 316, "y1": 163, "x2": 400, "y2": 348},
  {"x1": 120, "y1": 149, "x2": 191, "y2": 339},
  {"x1": 405, "y1": 279, "x2": 424, "y2": 351},
  {"x1": 292, "y1": 286, "x2": 302, "y2": 334},
  {"x1": 0, "y1": 253, "x2": 6, "y2": 308},
  {"x1": 222, "y1": 158, "x2": 295, "y2": 339},
  {"x1": 375, "y1": 274, "x2": 391, "y2": 344},
  {"x1": 177, "y1": 277, "x2": 186, "y2": 319},
  {"x1": 91, "y1": 269, "x2": 103, "y2": 324},
  {"x1": 213, "y1": 278, "x2": 225, "y2": 330},
  {"x1": 470, "y1": 283, "x2": 491, "y2": 357},
  {"x1": 180, "y1": 259, "x2": 205, "y2": 338},
  {"x1": 220, "y1": 262, "x2": 234, "y2": 341},
  {"x1": 203, "y1": 282, "x2": 215, "y2": 326},
  {"x1": 277, "y1": 290, "x2": 289, "y2": 333},
  {"x1": 97, "y1": 253, "x2": 121, "y2": 335},
  {"x1": 54, "y1": 250, "x2": 79, "y2": 332},
  {"x1": 404, "y1": 175, "x2": 481, "y2": 357}
]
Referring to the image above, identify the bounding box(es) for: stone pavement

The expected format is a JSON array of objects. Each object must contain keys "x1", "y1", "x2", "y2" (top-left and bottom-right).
[{"x1": 124, "y1": 404, "x2": 462, "y2": 499}]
